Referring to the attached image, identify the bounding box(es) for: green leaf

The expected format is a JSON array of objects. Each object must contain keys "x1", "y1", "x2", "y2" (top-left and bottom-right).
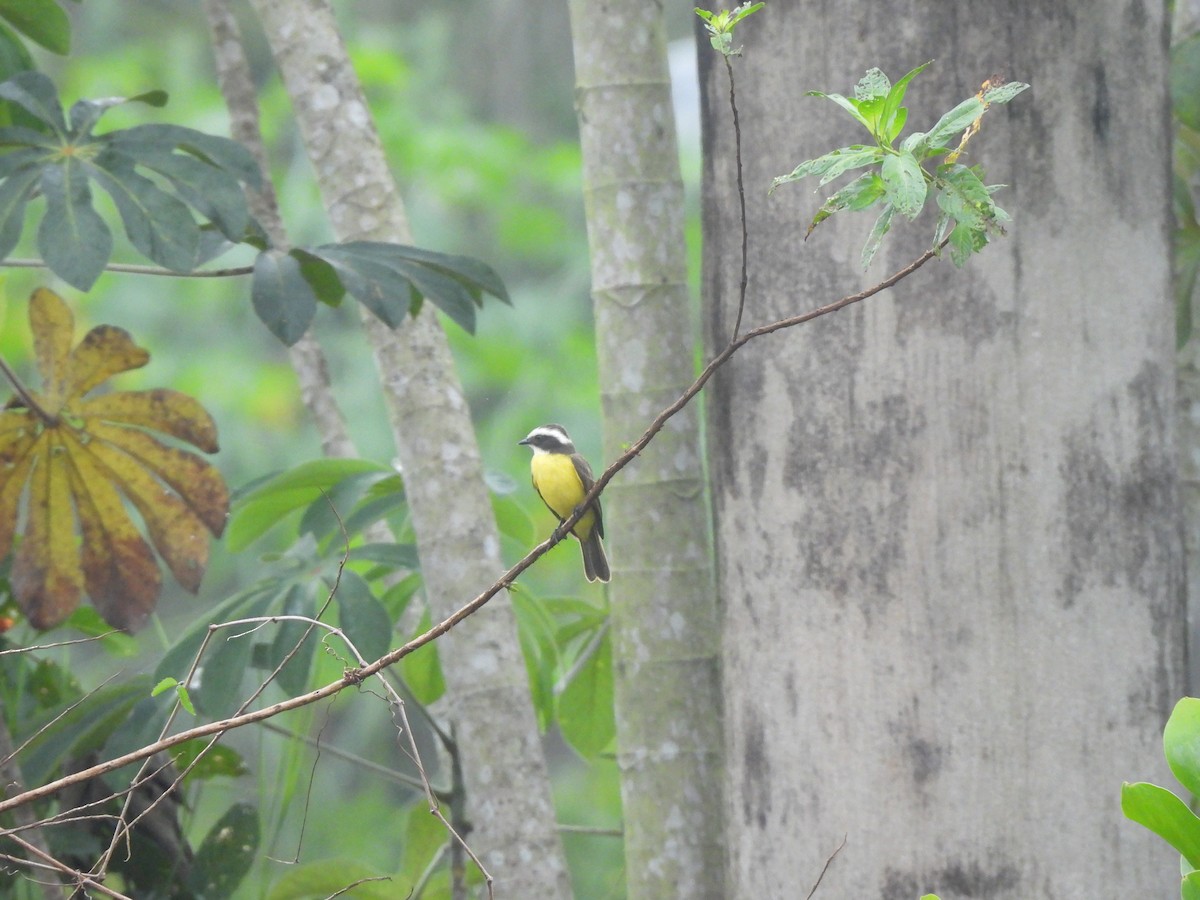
[
  {"x1": 37, "y1": 156, "x2": 112, "y2": 290},
  {"x1": 291, "y1": 247, "x2": 345, "y2": 306},
  {"x1": 252, "y1": 248, "x2": 318, "y2": 345},
  {"x1": 0, "y1": 70, "x2": 65, "y2": 135},
  {"x1": 401, "y1": 801, "x2": 447, "y2": 880},
  {"x1": 879, "y1": 61, "x2": 932, "y2": 144},
  {"x1": 186, "y1": 803, "x2": 259, "y2": 898},
  {"x1": 129, "y1": 148, "x2": 250, "y2": 240},
  {"x1": 198, "y1": 626, "x2": 254, "y2": 719},
  {"x1": 1185, "y1": 870, "x2": 1200, "y2": 900},
  {"x1": 854, "y1": 68, "x2": 890, "y2": 103},
  {"x1": 105, "y1": 123, "x2": 261, "y2": 188},
  {"x1": 63, "y1": 605, "x2": 139, "y2": 657},
  {"x1": 935, "y1": 164, "x2": 993, "y2": 231},
  {"x1": 557, "y1": 626, "x2": 615, "y2": 758},
  {"x1": 336, "y1": 569, "x2": 393, "y2": 663},
  {"x1": 16, "y1": 676, "x2": 151, "y2": 786},
  {"x1": 266, "y1": 860, "x2": 394, "y2": 900},
  {"x1": 770, "y1": 145, "x2": 882, "y2": 192},
  {"x1": 0, "y1": 23, "x2": 34, "y2": 130},
  {"x1": 402, "y1": 607, "x2": 445, "y2": 704},
  {"x1": 493, "y1": 493, "x2": 534, "y2": 545},
  {"x1": 981, "y1": 81, "x2": 1030, "y2": 105},
  {"x1": 1165, "y1": 698, "x2": 1200, "y2": 799},
  {"x1": 84, "y1": 156, "x2": 200, "y2": 272},
  {"x1": 1122, "y1": 781, "x2": 1200, "y2": 869},
  {"x1": 346, "y1": 542, "x2": 420, "y2": 570},
  {"x1": 860, "y1": 204, "x2": 895, "y2": 269},
  {"x1": 512, "y1": 592, "x2": 560, "y2": 731},
  {"x1": 881, "y1": 151, "x2": 926, "y2": 219},
  {"x1": 805, "y1": 90, "x2": 872, "y2": 132},
  {"x1": 226, "y1": 458, "x2": 391, "y2": 552},
  {"x1": 151, "y1": 677, "x2": 178, "y2": 697},
  {"x1": 169, "y1": 738, "x2": 247, "y2": 780},
  {"x1": 0, "y1": 164, "x2": 35, "y2": 257},
  {"x1": 806, "y1": 172, "x2": 885, "y2": 237},
  {"x1": 312, "y1": 241, "x2": 507, "y2": 334},
  {"x1": 1176, "y1": 226, "x2": 1200, "y2": 348},
  {"x1": 1174, "y1": 35, "x2": 1200, "y2": 132},
  {"x1": 376, "y1": 242, "x2": 510, "y2": 304},
  {"x1": 269, "y1": 583, "x2": 318, "y2": 696},
  {"x1": 948, "y1": 220, "x2": 986, "y2": 266},
  {"x1": 0, "y1": 0, "x2": 70, "y2": 54},
  {"x1": 923, "y1": 97, "x2": 985, "y2": 152}
]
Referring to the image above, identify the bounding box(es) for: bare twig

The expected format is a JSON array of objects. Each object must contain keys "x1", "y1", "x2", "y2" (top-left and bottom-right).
[
  {"x1": 805, "y1": 833, "x2": 847, "y2": 899},
  {"x1": 0, "y1": 258, "x2": 252, "y2": 278},
  {"x1": 725, "y1": 54, "x2": 750, "y2": 340},
  {"x1": 0, "y1": 353, "x2": 55, "y2": 425},
  {"x1": 2, "y1": 833, "x2": 130, "y2": 899}
]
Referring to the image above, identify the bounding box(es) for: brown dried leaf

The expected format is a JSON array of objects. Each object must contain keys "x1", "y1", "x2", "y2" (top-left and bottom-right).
[{"x1": 0, "y1": 288, "x2": 229, "y2": 631}]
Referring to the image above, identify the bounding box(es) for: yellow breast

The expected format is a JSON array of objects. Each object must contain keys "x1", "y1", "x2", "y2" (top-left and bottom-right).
[{"x1": 530, "y1": 452, "x2": 596, "y2": 539}]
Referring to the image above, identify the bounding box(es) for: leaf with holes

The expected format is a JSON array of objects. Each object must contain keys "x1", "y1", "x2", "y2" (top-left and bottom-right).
[{"x1": 0, "y1": 287, "x2": 228, "y2": 632}]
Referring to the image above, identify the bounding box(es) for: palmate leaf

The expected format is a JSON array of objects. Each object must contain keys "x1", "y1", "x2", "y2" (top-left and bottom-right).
[
  {"x1": 0, "y1": 287, "x2": 229, "y2": 632},
  {"x1": 0, "y1": 71, "x2": 259, "y2": 290}
]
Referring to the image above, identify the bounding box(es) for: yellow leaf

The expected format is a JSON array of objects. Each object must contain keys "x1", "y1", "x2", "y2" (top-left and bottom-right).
[
  {"x1": 11, "y1": 432, "x2": 84, "y2": 629},
  {"x1": 87, "y1": 421, "x2": 228, "y2": 536},
  {"x1": 80, "y1": 388, "x2": 219, "y2": 453},
  {"x1": 63, "y1": 325, "x2": 150, "y2": 400},
  {"x1": 82, "y1": 437, "x2": 211, "y2": 593},
  {"x1": 29, "y1": 287, "x2": 75, "y2": 412},
  {"x1": 61, "y1": 429, "x2": 161, "y2": 632},
  {"x1": 0, "y1": 288, "x2": 229, "y2": 631}
]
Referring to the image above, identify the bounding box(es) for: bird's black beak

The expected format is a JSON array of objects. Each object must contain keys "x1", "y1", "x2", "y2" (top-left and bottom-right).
[{"x1": 518, "y1": 437, "x2": 530, "y2": 446}]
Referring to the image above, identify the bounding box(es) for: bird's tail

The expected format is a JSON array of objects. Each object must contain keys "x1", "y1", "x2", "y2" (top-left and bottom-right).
[{"x1": 581, "y1": 531, "x2": 611, "y2": 583}]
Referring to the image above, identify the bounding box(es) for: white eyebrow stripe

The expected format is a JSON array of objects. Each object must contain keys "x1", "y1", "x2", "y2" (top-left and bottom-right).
[{"x1": 525, "y1": 425, "x2": 571, "y2": 443}]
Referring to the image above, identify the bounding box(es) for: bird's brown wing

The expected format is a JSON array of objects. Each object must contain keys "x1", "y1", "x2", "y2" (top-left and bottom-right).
[{"x1": 571, "y1": 452, "x2": 603, "y2": 539}]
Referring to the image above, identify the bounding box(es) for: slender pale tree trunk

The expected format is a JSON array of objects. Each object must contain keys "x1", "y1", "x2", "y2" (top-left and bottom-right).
[
  {"x1": 248, "y1": 3, "x2": 571, "y2": 895},
  {"x1": 569, "y1": 2, "x2": 724, "y2": 897},
  {"x1": 702, "y1": 3, "x2": 1184, "y2": 896}
]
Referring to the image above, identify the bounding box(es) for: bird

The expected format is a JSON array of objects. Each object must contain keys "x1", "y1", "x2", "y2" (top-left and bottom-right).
[{"x1": 518, "y1": 423, "x2": 611, "y2": 583}]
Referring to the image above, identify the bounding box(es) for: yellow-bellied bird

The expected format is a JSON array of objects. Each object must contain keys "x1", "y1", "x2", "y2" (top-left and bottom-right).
[{"x1": 519, "y1": 424, "x2": 611, "y2": 583}]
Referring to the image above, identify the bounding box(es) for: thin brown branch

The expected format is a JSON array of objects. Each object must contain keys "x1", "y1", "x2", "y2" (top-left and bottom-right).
[
  {"x1": 725, "y1": 54, "x2": 750, "y2": 340},
  {"x1": 0, "y1": 243, "x2": 945, "y2": 821},
  {"x1": 2, "y1": 834, "x2": 130, "y2": 899},
  {"x1": 805, "y1": 833, "x2": 847, "y2": 899},
  {"x1": 0, "y1": 353, "x2": 55, "y2": 425},
  {"x1": 0, "y1": 258, "x2": 252, "y2": 278}
]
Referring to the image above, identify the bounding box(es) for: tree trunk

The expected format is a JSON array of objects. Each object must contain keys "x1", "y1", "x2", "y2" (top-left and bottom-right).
[
  {"x1": 702, "y1": 3, "x2": 1184, "y2": 897},
  {"x1": 569, "y1": 1, "x2": 724, "y2": 896},
  {"x1": 248, "y1": 2, "x2": 571, "y2": 896}
]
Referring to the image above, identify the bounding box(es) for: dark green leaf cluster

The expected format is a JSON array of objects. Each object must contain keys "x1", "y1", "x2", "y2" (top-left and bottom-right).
[
  {"x1": 0, "y1": 71, "x2": 512, "y2": 345},
  {"x1": 252, "y1": 240, "x2": 511, "y2": 345},
  {"x1": 0, "y1": 71, "x2": 257, "y2": 290},
  {"x1": 771, "y1": 63, "x2": 1029, "y2": 268}
]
